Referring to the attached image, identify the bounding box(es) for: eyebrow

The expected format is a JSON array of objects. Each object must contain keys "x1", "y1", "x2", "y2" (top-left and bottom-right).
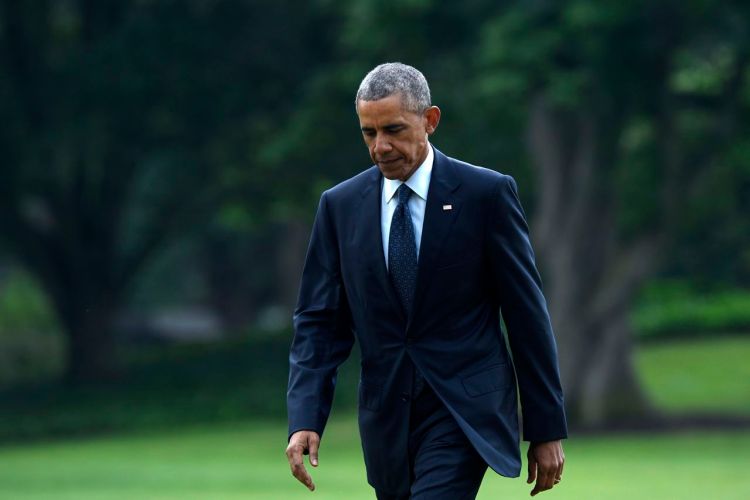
[{"x1": 360, "y1": 123, "x2": 405, "y2": 133}]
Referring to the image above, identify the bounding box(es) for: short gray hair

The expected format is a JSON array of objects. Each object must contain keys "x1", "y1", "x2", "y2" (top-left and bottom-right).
[{"x1": 355, "y1": 62, "x2": 431, "y2": 114}]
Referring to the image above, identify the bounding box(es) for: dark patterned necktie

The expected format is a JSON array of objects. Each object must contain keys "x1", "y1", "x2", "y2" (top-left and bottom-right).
[
  {"x1": 388, "y1": 184, "x2": 425, "y2": 397},
  {"x1": 389, "y1": 184, "x2": 418, "y2": 313}
]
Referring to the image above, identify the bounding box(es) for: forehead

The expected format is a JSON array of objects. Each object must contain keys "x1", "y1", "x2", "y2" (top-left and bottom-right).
[{"x1": 357, "y1": 94, "x2": 418, "y2": 125}]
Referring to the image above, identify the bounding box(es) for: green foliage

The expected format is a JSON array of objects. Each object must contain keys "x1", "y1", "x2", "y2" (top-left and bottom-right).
[
  {"x1": 671, "y1": 43, "x2": 737, "y2": 95},
  {"x1": 0, "y1": 269, "x2": 64, "y2": 386},
  {"x1": 664, "y1": 138, "x2": 750, "y2": 286},
  {"x1": 0, "y1": 0, "x2": 348, "y2": 378},
  {"x1": 0, "y1": 334, "x2": 360, "y2": 442},
  {"x1": 0, "y1": 269, "x2": 58, "y2": 335},
  {"x1": 633, "y1": 281, "x2": 750, "y2": 339}
]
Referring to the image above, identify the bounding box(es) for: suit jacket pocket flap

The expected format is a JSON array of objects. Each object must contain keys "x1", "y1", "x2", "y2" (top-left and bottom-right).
[{"x1": 461, "y1": 364, "x2": 509, "y2": 397}]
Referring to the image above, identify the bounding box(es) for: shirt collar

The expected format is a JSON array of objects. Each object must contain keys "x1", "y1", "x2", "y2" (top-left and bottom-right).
[{"x1": 383, "y1": 144, "x2": 434, "y2": 203}]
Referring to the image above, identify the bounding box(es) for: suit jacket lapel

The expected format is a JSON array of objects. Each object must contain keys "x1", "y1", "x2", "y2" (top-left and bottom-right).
[
  {"x1": 408, "y1": 148, "x2": 462, "y2": 331},
  {"x1": 358, "y1": 167, "x2": 406, "y2": 322}
]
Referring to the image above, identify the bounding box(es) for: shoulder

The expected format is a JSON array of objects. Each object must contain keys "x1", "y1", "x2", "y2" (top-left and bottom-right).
[
  {"x1": 437, "y1": 149, "x2": 518, "y2": 198},
  {"x1": 319, "y1": 165, "x2": 379, "y2": 205}
]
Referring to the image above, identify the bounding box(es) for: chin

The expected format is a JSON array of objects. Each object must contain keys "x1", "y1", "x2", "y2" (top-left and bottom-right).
[
  {"x1": 377, "y1": 163, "x2": 400, "y2": 179},
  {"x1": 380, "y1": 170, "x2": 401, "y2": 180},
  {"x1": 377, "y1": 159, "x2": 415, "y2": 181}
]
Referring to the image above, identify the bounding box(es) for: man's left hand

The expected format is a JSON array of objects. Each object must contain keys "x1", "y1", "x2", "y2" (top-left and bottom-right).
[{"x1": 527, "y1": 440, "x2": 565, "y2": 496}]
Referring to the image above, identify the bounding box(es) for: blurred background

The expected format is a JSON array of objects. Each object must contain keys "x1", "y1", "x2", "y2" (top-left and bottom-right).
[{"x1": 1, "y1": 1, "x2": 749, "y2": 499}]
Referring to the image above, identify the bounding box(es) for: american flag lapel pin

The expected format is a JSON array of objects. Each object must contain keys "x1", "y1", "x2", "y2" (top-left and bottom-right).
[{"x1": 442, "y1": 204, "x2": 452, "y2": 211}]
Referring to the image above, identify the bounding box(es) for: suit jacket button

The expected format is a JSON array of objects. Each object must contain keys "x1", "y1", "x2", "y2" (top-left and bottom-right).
[{"x1": 400, "y1": 393, "x2": 410, "y2": 402}]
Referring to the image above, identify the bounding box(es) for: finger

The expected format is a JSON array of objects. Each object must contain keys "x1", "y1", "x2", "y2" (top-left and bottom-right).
[
  {"x1": 555, "y1": 457, "x2": 564, "y2": 482},
  {"x1": 527, "y1": 453, "x2": 537, "y2": 484},
  {"x1": 545, "y1": 469, "x2": 556, "y2": 491},
  {"x1": 542, "y1": 461, "x2": 557, "y2": 490},
  {"x1": 531, "y1": 467, "x2": 552, "y2": 496},
  {"x1": 547, "y1": 460, "x2": 562, "y2": 490},
  {"x1": 558, "y1": 454, "x2": 565, "y2": 480},
  {"x1": 309, "y1": 435, "x2": 320, "y2": 467},
  {"x1": 530, "y1": 479, "x2": 542, "y2": 497},
  {"x1": 287, "y1": 444, "x2": 315, "y2": 491},
  {"x1": 530, "y1": 470, "x2": 544, "y2": 496},
  {"x1": 550, "y1": 450, "x2": 564, "y2": 487},
  {"x1": 291, "y1": 459, "x2": 315, "y2": 491}
]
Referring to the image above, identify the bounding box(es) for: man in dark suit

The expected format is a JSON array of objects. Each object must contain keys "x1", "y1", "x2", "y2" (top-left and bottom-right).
[{"x1": 286, "y1": 62, "x2": 567, "y2": 499}]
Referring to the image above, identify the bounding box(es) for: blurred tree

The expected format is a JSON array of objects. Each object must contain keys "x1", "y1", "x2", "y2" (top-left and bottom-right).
[
  {"x1": 1, "y1": 0, "x2": 748, "y2": 426},
  {"x1": 472, "y1": 0, "x2": 750, "y2": 424},
  {"x1": 0, "y1": 0, "x2": 217, "y2": 381},
  {"x1": 0, "y1": 0, "x2": 336, "y2": 381}
]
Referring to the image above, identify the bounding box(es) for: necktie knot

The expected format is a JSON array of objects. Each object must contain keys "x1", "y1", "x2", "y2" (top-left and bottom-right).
[{"x1": 397, "y1": 184, "x2": 412, "y2": 206}]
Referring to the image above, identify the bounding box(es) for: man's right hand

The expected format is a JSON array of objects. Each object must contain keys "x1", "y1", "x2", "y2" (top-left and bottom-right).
[{"x1": 285, "y1": 430, "x2": 321, "y2": 491}]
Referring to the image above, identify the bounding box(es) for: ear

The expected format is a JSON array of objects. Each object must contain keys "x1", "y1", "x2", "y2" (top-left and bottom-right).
[{"x1": 424, "y1": 106, "x2": 441, "y2": 135}]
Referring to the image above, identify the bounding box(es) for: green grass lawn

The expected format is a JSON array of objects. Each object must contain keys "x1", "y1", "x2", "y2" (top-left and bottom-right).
[
  {"x1": 1, "y1": 337, "x2": 749, "y2": 499},
  {"x1": 636, "y1": 336, "x2": 750, "y2": 414},
  {"x1": 0, "y1": 418, "x2": 748, "y2": 499}
]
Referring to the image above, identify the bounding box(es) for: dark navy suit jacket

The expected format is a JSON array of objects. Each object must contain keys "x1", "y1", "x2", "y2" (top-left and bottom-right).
[{"x1": 287, "y1": 147, "x2": 567, "y2": 494}]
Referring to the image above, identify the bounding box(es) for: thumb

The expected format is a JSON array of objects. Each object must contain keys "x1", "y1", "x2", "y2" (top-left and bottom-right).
[{"x1": 309, "y1": 435, "x2": 320, "y2": 467}]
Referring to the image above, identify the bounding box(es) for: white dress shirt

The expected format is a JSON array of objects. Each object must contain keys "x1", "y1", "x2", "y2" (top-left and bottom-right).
[{"x1": 381, "y1": 144, "x2": 434, "y2": 268}]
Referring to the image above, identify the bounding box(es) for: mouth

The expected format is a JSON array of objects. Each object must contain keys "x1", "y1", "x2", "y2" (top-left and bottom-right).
[{"x1": 378, "y1": 157, "x2": 401, "y2": 166}]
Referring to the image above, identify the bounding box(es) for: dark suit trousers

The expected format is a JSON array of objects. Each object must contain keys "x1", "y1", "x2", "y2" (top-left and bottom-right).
[{"x1": 375, "y1": 375, "x2": 488, "y2": 500}]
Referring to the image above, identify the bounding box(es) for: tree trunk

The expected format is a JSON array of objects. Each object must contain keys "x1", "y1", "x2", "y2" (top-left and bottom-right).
[
  {"x1": 202, "y1": 230, "x2": 260, "y2": 332},
  {"x1": 64, "y1": 306, "x2": 118, "y2": 383},
  {"x1": 51, "y1": 286, "x2": 120, "y2": 384},
  {"x1": 527, "y1": 94, "x2": 657, "y2": 426},
  {"x1": 552, "y1": 288, "x2": 654, "y2": 426}
]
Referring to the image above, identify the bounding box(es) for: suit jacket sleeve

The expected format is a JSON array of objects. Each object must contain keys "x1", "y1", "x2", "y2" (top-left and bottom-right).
[
  {"x1": 287, "y1": 191, "x2": 355, "y2": 441},
  {"x1": 488, "y1": 174, "x2": 567, "y2": 442}
]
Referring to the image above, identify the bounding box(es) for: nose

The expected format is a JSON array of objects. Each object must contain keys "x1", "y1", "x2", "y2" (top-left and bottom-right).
[{"x1": 373, "y1": 134, "x2": 392, "y2": 155}]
